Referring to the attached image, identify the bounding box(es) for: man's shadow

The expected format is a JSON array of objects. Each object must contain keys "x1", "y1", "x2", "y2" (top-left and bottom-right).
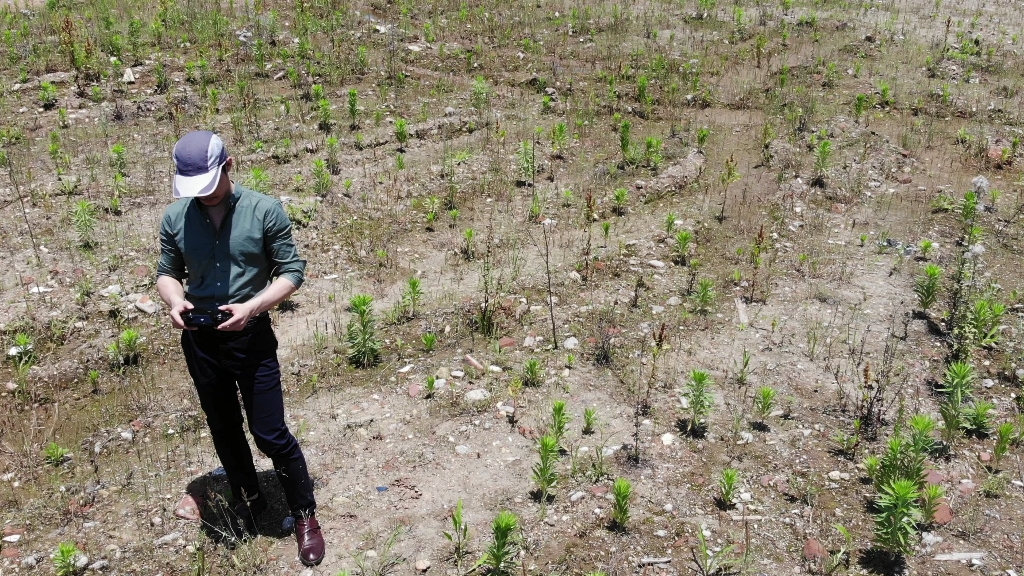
[{"x1": 186, "y1": 469, "x2": 293, "y2": 545}]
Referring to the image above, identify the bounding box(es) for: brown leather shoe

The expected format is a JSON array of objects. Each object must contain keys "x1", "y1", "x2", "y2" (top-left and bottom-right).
[{"x1": 295, "y1": 513, "x2": 325, "y2": 566}]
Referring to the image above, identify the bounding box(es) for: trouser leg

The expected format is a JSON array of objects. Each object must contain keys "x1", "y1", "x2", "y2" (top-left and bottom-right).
[
  {"x1": 233, "y1": 327, "x2": 317, "y2": 516},
  {"x1": 181, "y1": 329, "x2": 261, "y2": 503}
]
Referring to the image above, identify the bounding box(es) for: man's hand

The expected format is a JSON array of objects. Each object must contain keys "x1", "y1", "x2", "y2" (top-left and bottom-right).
[
  {"x1": 170, "y1": 300, "x2": 196, "y2": 330},
  {"x1": 217, "y1": 301, "x2": 257, "y2": 331}
]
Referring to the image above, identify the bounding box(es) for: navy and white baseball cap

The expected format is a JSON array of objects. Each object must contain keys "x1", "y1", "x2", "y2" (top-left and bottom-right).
[{"x1": 172, "y1": 130, "x2": 229, "y2": 198}]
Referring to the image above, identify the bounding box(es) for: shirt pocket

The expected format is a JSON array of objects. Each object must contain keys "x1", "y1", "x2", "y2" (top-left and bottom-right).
[{"x1": 232, "y1": 232, "x2": 266, "y2": 267}]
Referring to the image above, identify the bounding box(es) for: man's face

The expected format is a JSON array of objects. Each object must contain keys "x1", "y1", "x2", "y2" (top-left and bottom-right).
[{"x1": 198, "y1": 158, "x2": 233, "y2": 207}]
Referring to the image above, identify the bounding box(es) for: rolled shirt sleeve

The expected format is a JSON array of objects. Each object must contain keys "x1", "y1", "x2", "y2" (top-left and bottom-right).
[{"x1": 264, "y1": 200, "x2": 306, "y2": 289}]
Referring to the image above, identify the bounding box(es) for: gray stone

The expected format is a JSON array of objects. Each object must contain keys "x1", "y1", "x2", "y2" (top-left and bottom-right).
[
  {"x1": 153, "y1": 531, "x2": 182, "y2": 547},
  {"x1": 455, "y1": 445, "x2": 470, "y2": 455},
  {"x1": 487, "y1": 365, "x2": 502, "y2": 373},
  {"x1": 444, "y1": 107, "x2": 456, "y2": 117},
  {"x1": 972, "y1": 175, "x2": 990, "y2": 195},
  {"x1": 827, "y1": 471, "x2": 842, "y2": 481},
  {"x1": 648, "y1": 260, "x2": 666, "y2": 268},
  {"x1": 135, "y1": 297, "x2": 160, "y2": 314},
  {"x1": 415, "y1": 559, "x2": 431, "y2": 572},
  {"x1": 74, "y1": 553, "x2": 90, "y2": 570},
  {"x1": 21, "y1": 555, "x2": 38, "y2": 569},
  {"x1": 99, "y1": 284, "x2": 122, "y2": 297},
  {"x1": 122, "y1": 68, "x2": 135, "y2": 84},
  {"x1": 667, "y1": 296, "x2": 682, "y2": 306},
  {"x1": 570, "y1": 491, "x2": 586, "y2": 502},
  {"x1": 89, "y1": 559, "x2": 110, "y2": 571},
  {"x1": 562, "y1": 337, "x2": 579, "y2": 350},
  {"x1": 464, "y1": 389, "x2": 491, "y2": 402}
]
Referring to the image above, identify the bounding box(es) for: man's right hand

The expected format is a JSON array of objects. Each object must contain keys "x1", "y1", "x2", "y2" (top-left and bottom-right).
[{"x1": 170, "y1": 300, "x2": 196, "y2": 330}]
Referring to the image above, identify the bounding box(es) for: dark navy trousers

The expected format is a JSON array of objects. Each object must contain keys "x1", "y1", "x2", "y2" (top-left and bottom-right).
[{"x1": 181, "y1": 318, "x2": 316, "y2": 516}]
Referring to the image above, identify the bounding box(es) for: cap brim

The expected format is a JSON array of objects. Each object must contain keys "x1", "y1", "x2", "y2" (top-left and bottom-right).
[{"x1": 174, "y1": 167, "x2": 222, "y2": 198}]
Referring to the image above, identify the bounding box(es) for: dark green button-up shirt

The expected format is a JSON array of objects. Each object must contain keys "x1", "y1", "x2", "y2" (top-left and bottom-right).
[{"x1": 157, "y1": 184, "x2": 306, "y2": 309}]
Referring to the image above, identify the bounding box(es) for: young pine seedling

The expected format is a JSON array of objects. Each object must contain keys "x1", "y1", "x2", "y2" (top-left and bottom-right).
[
  {"x1": 522, "y1": 358, "x2": 543, "y2": 387},
  {"x1": 873, "y1": 478, "x2": 921, "y2": 558},
  {"x1": 424, "y1": 375, "x2": 437, "y2": 399},
  {"x1": 421, "y1": 332, "x2": 437, "y2": 352},
  {"x1": 908, "y1": 413, "x2": 937, "y2": 456},
  {"x1": 53, "y1": 542, "x2": 81, "y2": 576},
  {"x1": 718, "y1": 468, "x2": 739, "y2": 508},
  {"x1": 920, "y1": 484, "x2": 945, "y2": 525},
  {"x1": 683, "y1": 370, "x2": 714, "y2": 436},
  {"x1": 992, "y1": 422, "x2": 1016, "y2": 467},
  {"x1": 673, "y1": 230, "x2": 694, "y2": 265},
  {"x1": 752, "y1": 386, "x2": 777, "y2": 424},
  {"x1": 476, "y1": 511, "x2": 518, "y2": 576},
  {"x1": 532, "y1": 435, "x2": 559, "y2": 503},
  {"x1": 549, "y1": 400, "x2": 571, "y2": 447},
  {"x1": 610, "y1": 477, "x2": 632, "y2": 530},
  {"x1": 402, "y1": 276, "x2": 424, "y2": 318},
  {"x1": 582, "y1": 407, "x2": 597, "y2": 435},
  {"x1": 913, "y1": 264, "x2": 942, "y2": 312}
]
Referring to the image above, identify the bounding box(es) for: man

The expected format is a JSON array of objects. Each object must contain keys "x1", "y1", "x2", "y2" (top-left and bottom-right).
[{"x1": 156, "y1": 130, "x2": 325, "y2": 566}]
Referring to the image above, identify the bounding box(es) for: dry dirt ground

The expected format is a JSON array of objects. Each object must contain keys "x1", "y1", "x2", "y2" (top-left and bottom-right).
[{"x1": 2, "y1": 0, "x2": 1024, "y2": 575}]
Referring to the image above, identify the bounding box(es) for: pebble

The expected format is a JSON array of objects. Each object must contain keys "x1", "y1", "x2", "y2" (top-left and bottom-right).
[
  {"x1": 663, "y1": 504, "x2": 673, "y2": 512},
  {"x1": 151, "y1": 517, "x2": 163, "y2": 526},
  {"x1": 982, "y1": 379, "x2": 995, "y2": 388},
  {"x1": 451, "y1": 370, "x2": 465, "y2": 378},
  {"x1": 660, "y1": 433, "x2": 675, "y2": 445},
  {"x1": 563, "y1": 337, "x2": 579, "y2": 349},
  {"x1": 89, "y1": 559, "x2": 110, "y2": 571},
  {"x1": 99, "y1": 284, "x2": 122, "y2": 297},
  {"x1": 488, "y1": 365, "x2": 502, "y2": 373},
  {"x1": 570, "y1": 491, "x2": 586, "y2": 502},
  {"x1": 827, "y1": 471, "x2": 842, "y2": 481},
  {"x1": 415, "y1": 559, "x2": 431, "y2": 572},
  {"x1": 75, "y1": 553, "x2": 90, "y2": 569},
  {"x1": 135, "y1": 296, "x2": 160, "y2": 314},
  {"x1": 651, "y1": 305, "x2": 664, "y2": 314},
  {"x1": 655, "y1": 530, "x2": 669, "y2": 537},
  {"x1": 153, "y1": 532, "x2": 182, "y2": 547},
  {"x1": 648, "y1": 260, "x2": 666, "y2": 268},
  {"x1": 465, "y1": 389, "x2": 491, "y2": 402},
  {"x1": 21, "y1": 555, "x2": 38, "y2": 568},
  {"x1": 667, "y1": 296, "x2": 682, "y2": 306},
  {"x1": 921, "y1": 531, "x2": 943, "y2": 551},
  {"x1": 398, "y1": 364, "x2": 414, "y2": 373},
  {"x1": 737, "y1": 431, "x2": 754, "y2": 444},
  {"x1": 2, "y1": 534, "x2": 20, "y2": 543},
  {"x1": 455, "y1": 445, "x2": 471, "y2": 455},
  {"x1": 444, "y1": 107, "x2": 456, "y2": 117},
  {"x1": 739, "y1": 492, "x2": 752, "y2": 502}
]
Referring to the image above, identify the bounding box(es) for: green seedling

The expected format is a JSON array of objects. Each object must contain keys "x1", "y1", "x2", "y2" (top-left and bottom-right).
[
  {"x1": 346, "y1": 295, "x2": 382, "y2": 368},
  {"x1": 443, "y1": 499, "x2": 470, "y2": 565},
  {"x1": 522, "y1": 358, "x2": 543, "y2": 387},
  {"x1": 753, "y1": 386, "x2": 777, "y2": 423},
  {"x1": 476, "y1": 511, "x2": 518, "y2": 576},
  {"x1": 683, "y1": 370, "x2": 714, "y2": 435},
  {"x1": 873, "y1": 478, "x2": 921, "y2": 556},
  {"x1": 532, "y1": 434, "x2": 559, "y2": 502},
  {"x1": 549, "y1": 400, "x2": 571, "y2": 446},
  {"x1": 44, "y1": 441, "x2": 69, "y2": 466},
  {"x1": 583, "y1": 407, "x2": 597, "y2": 435},
  {"x1": 718, "y1": 468, "x2": 739, "y2": 507},
  {"x1": 53, "y1": 541, "x2": 81, "y2": 576},
  {"x1": 993, "y1": 422, "x2": 1015, "y2": 467},
  {"x1": 611, "y1": 477, "x2": 632, "y2": 529},
  {"x1": 914, "y1": 264, "x2": 942, "y2": 312}
]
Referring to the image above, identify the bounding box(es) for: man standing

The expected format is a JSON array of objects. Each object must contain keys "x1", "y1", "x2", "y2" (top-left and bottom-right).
[{"x1": 156, "y1": 130, "x2": 325, "y2": 566}]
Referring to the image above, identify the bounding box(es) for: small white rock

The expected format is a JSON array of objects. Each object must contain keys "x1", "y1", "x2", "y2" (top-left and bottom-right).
[
  {"x1": 488, "y1": 365, "x2": 502, "y2": 373},
  {"x1": 648, "y1": 260, "x2": 666, "y2": 268},
  {"x1": 660, "y1": 433, "x2": 675, "y2": 446},
  {"x1": 563, "y1": 337, "x2": 579, "y2": 350}
]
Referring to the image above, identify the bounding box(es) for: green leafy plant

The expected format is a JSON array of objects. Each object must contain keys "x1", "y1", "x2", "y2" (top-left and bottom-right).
[
  {"x1": 346, "y1": 295, "x2": 382, "y2": 368},
  {"x1": 522, "y1": 358, "x2": 543, "y2": 387},
  {"x1": 813, "y1": 139, "x2": 832, "y2": 183},
  {"x1": 421, "y1": 332, "x2": 437, "y2": 352},
  {"x1": 9, "y1": 332, "x2": 34, "y2": 367},
  {"x1": 39, "y1": 81, "x2": 58, "y2": 109},
  {"x1": 869, "y1": 436, "x2": 926, "y2": 490},
  {"x1": 583, "y1": 407, "x2": 597, "y2": 435},
  {"x1": 696, "y1": 126, "x2": 710, "y2": 152},
  {"x1": 664, "y1": 212, "x2": 678, "y2": 234},
  {"x1": 549, "y1": 400, "x2": 571, "y2": 447},
  {"x1": 920, "y1": 484, "x2": 945, "y2": 525},
  {"x1": 908, "y1": 413, "x2": 937, "y2": 455},
  {"x1": 993, "y1": 422, "x2": 1015, "y2": 467},
  {"x1": 683, "y1": 370, "x2": 714, "y2": 435},
  {"x1": 914, "y1": 264, "x2": 942, "y2": 312},
  {"x1": 550, "y1": 122, "x2": 569, "y2": 157},
  {"x1": 347, "y1": 89, "x2": 359, "y2": 127},
  {"x1": 610, "y1": 477, "x2": 632, "y2": 529},
  {"x1": 471, "y1": 76, "x2": 490, "y2": 111},
  {"x1": 70, "y1": 199, "x2": 98, "y2": 248},
  {"x1": 402, "y1": 277, "x2": 424, "y2": 318},
  {"x1": 44, "y1": 441, "x2": 69, "y2": 466},
  {"x1": 517, "y1": 140, "x2": 535, "y2": 183},
  {"x1": 424, "y1": 375, "x2": 437, "y2": 398},
  {"x1": 612, "y1": 187, "x2": 629, "y2": 216},
  {"x1": 53, "y1": 541, "x2": 81, "y2": 576},
  {"x1": 532, "y1": 434, "x2": 559, "y2": 502},
  {"x1": 690, "y1": 278, "x2": 716, "y2": 315},
  {"x1": 718, "y1": 468, "x2": 739, "y2": 507},
  {"x1": 691, "y1": 528, "x2": 737, "y2": 576},
  {"x1": 673, "y1": 230, "x2": 694, "y2": 265},
  {"x1": 110, "y1": 142, "x2": 128, "y2": 177},
  {"x1": 395, "y1": 117, "x2": 409, "y2": 150},
  {"x1": 443, "y1": 499, "x2": 470, "y2": 565},
  {"x1": 970, "y1": 296, "x2": 1005, "y2": 347},
  {"x1": 476, "y1": 511, "x2": 518, "y2": 576},
  {"x1": 108, "y1": 328, "x2": 142, "y2": 368},
  {"x1": 312, "y1": 159, "x2": 332, "y2": 196},
  {"x1": 962, "y1": 399, "x2": 996, "y2": 436},
  {"x1": 873, "y1": 478, "x2": 921, "y2": 557},
  {"x1": 752, "y1": 386, "x2": 776, "y2": 423}
]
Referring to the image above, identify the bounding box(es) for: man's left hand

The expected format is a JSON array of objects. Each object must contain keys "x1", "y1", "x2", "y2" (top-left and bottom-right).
[{"x1": 216, "y1": 302, "x2": 258, "y2": 331}]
